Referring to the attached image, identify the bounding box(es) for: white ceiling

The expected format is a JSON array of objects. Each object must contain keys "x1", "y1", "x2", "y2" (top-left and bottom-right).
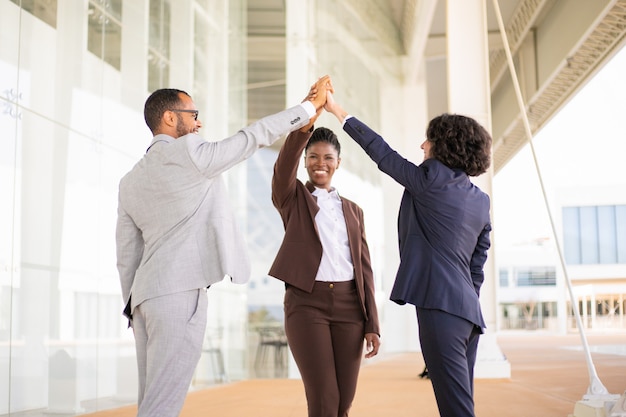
[{"x1": 245, "y1": 0, "x2": 626, "y2": 172}]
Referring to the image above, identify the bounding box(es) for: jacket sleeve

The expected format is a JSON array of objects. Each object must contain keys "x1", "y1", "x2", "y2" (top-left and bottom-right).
[
  {"x1": 343, "y1": 117, "x2": 432, "y2": 196},
  {"x1": 186, "y1": 104, "x2": 311, "y2": 179},
  {"x1": 115, "y1": 196, "x2": 144, "y2": 307},
  {"x1": 470, "y1": 222, "x2": 492, "y2": 296},
  {"x1": 271, "y1": 129, "x2": 312, "y2": 217}
]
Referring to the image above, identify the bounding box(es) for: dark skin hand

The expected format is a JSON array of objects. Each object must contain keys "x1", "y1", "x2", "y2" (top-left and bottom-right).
[
  {"x1": 300, "y1": 76, "x2": 334, "y2": 132},
  {"x1": 365, "y1": 332, "x2": 380, "y2": 358}
]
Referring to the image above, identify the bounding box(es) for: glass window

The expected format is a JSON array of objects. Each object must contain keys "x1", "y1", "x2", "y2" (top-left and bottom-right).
[
  {"x1": 148, "y1": 0, "x2": 171, "y2": 91},
  {"x1": 579, "y1": 206, "x2": 599, "y2": 264},
  {"x1": 10, "y1": 0, "x2": 57, "y2": 27},
  {"x1": 563, "y1": 205, "x2": 626, "y2": 265},
  {"x1": 516, "y1": 267, "x2": 556, "y2": 286},
  {"x1": 193, "y1": 12, "x2": 209, "y2": 95},
  {"x1": 563, "y1": 207, "x2": 581, "y2": 264},
  {"x1": 498, "y1": 268, "x2": 509, "y2": 287},
  {"x1": 598, "y1": 205, "x2": 617, "y2": 263},
  {"x1": 87, "y1": 0, "x2": 123, "y2": 70},
  {"x1": 617, "y1": 205, "x2": 626, "y2": 263}
]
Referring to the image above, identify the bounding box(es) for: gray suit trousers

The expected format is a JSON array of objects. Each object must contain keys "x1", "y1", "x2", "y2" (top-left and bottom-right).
[{"x1": 132, "y1": 289, "x2": 208, "y2": 417}]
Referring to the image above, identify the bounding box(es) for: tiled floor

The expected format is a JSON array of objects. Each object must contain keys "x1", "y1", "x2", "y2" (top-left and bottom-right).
[{"x1": 76, "y1": 332, "x2": 626, "y2": 417}]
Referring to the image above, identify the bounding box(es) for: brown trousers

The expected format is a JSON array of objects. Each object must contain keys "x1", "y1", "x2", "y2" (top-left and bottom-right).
[{"x1": 284, "y1": 281, "x2": 365, "y2": 417}]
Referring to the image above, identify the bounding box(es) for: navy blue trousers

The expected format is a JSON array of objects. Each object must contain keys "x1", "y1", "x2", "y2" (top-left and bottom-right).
[{"x1": 417, "y1": 308, "x2": 481, "y2": 417}]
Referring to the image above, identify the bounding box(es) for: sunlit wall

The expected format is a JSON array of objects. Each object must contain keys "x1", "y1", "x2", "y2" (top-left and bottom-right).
[
  {"x1": 0, "y1": 0, "x2": 392, "y2": 413},
  {"x1": 0, "y1": 0, "x2": 247, "y2": 413}
]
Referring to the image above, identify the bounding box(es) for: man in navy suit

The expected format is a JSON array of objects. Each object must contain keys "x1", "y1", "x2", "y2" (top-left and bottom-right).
[{"x1": 326, "y1": 92, "x2": 492, "y2": 417}]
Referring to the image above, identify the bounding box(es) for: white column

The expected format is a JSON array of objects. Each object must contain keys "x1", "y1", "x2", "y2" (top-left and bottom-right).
[
  {"x1": 121, "y1": 0, "x2": 149, "y2": 107},
  {"x1": 378, "y1": 68, "x2": 429, "y2": 353},
  {"x1": 285, "y1": 0, "x2": 317, "y2": 105},
  {"x1": 43, "y1": 0, "x2": 87, "y2": 412},
  {"x1": 169, "y1": 1, "x2": 194, "y2": 91},
  {"x1": 284, "y1": 0, "x2": 317, "y2": 379},
  {"x1": 446, "y1": 0, "x2": 510, "y2": 378}
]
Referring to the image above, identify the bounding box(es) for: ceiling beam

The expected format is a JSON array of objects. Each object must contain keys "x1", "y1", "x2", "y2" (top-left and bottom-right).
[
  {"x1": 340, "y1": 0, "x2": 405, "y2": 55},
  {"x1": 492, "y1": 0, "x2": 626, "y2": 172}
]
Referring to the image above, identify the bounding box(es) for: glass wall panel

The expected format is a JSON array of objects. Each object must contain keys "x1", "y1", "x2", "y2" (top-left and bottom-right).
[
  {"x1": 1, "y1": 0, "x2": 249, "y2": 413},
  {"x1": 193, "y1": 11, "x2": 210, "y2": 99},
  {"x1": 148, "y1": 0, "x2": 171, "y2": 92},
  {"x1": 87, "y1": 0, "x2": 123, "y2": 70},
  {"x1": 228, "y1": 0, "x2": 247, "y2": 133},
  {"x1": 9, "y1": 0, "x2": 57, "y2": 27},
  {"x1": 12, "y1": 4, "x2": 60, "y2": 126},
  {"x1": 0, "y1": 3, "x2": 21, "y2": 412},
  {"x1": 12, "y1": 110, "x2": 64, "y2": 411},
  {"x1": 0, "y1": 0, "x2": 531, "y2": 408},
  {"x1": 224, "y1": 0, "x2": 249, "y2": 382}
]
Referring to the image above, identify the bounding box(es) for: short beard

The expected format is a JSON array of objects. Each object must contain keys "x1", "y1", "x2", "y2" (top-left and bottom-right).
[{"x1": 175, "y1": 117, "x2": 192, "y2": 138}]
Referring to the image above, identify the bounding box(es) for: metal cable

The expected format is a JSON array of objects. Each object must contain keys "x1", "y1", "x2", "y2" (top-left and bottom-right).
[{"x1": 491, "y1": 0, "x2": 610, "y2": 398}]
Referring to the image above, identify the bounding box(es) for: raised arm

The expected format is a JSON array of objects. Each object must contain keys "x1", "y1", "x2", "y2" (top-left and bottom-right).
[
  {"x1": 271, "y1": 77, "x2": 332, "y2": 212},
  {"x1": 187, "y1": 75, "x2": 333, "y2": 179},
  {"x1": 325, "y1": 92, "x2": 430, "y2": 195}
]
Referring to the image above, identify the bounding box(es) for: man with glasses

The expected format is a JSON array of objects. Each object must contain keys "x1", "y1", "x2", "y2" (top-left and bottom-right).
[{"x1": 116, "y1": 77, "x2": 332, "y2": 417}]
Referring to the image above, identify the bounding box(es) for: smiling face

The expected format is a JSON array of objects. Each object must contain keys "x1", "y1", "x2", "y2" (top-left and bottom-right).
[{"x1": 304, "y1": 142, "x2": 341, "y2": 190}]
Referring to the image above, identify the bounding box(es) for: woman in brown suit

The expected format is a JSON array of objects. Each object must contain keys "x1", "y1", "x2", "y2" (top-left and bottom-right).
[{"x1": 268, "y1": 109, "x2": 381, "y2": 417}]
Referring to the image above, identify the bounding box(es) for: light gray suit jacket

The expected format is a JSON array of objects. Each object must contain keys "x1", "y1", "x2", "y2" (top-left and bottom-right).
[{"x1": 116, "y1": 104, "x2": 311, "y2": 317}]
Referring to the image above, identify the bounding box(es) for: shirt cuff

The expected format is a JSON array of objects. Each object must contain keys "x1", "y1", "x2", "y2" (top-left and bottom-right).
[
  {"x1": 299, "y1": 101, "x2": 316, "y2": 119},
  {"x1": 342, "y1": 115, "x2": 354, "y2": 128}
]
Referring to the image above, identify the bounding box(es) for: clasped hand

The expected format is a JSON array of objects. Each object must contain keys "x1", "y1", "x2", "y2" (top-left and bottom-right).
[
  {"x1": 300, "y1": 75, "x2": 347, "y2": 132},
  {"x1": 300, "y1": 75, "x2": 334, "y2": 132}
]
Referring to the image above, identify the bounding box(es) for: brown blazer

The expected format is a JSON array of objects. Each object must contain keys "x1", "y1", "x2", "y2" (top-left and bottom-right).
[{"x1": 268, "y1": 129, "x2": 380, "y2": 335}]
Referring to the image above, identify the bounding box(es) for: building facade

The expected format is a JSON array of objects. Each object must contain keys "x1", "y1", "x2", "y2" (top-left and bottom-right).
[
  {"x1": 3, "y1": 0, "x2": 625, "y2": 415},
  {"x1": 0, "y1": 0, "x2": 390, "y2": 413}
]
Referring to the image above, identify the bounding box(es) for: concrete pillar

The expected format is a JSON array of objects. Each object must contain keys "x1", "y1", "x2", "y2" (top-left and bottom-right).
[
  {"x1": 121, "y1": 0, "x2": 149, "y2": 108},
  {"x1": 446, "y1": 0, "x2": 510, "y2": 378},
  {"x1": 285, "y1": 0, "x2": 317, "y2": 105},
  {"x1": 378, "y1": 74, "x2": 429, "y2": 353},
  {"x1": 169, "y1": 1, "x2": 194, "y2": 90}
]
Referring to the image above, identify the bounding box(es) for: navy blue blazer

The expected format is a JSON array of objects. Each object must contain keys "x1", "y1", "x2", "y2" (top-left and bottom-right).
[{"x1": 344, "y1": 117, "x2": 491, "y2": 330}]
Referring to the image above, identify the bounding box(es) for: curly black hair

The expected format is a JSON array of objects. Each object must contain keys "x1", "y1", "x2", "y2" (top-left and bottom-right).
[
  {"x1": 144, "y1": 88, "x2": 191, "y2": 133},
  {"x1": 305, "y1": 127, "x2": 341, "y2": 156},
  {"x1": 426, "y1": 113, "x2": 492, "y2": 176}
]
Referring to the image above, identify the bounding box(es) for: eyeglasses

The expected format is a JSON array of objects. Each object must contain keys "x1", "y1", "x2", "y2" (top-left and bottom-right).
[{"x1": 170, "y1": 109, "x2": 199, "y2": 120}]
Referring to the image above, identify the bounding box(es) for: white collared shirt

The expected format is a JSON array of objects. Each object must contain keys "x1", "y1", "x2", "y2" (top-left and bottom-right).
[{"x1": 312, "y1": 187, "x2": 355, "y2": 282}]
